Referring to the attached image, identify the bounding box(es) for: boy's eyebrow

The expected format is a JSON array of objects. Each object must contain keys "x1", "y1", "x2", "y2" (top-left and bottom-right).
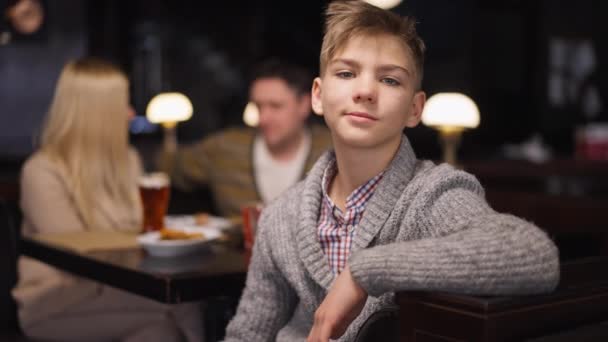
[
  {"x1": 330, "y1": 58, "x2": 411, "y2": 76},
  {"x1": 330, "y1": 58, "x2": 360, "y2": 68},
  {"x1": 377, "y1": 64, "x2": 411, "y2": 76}
]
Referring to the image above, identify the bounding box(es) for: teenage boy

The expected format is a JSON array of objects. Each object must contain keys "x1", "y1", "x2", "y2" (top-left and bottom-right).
[
  {"x1": 158, "y1": 59, "x2": 332, "y2": 218},
  {"x1": 225, "y1": 2, "x2": 559, "y2": 341}
]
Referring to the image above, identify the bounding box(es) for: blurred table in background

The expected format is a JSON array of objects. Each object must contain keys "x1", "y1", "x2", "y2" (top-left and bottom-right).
[
  {"x1": 464, "y1": 159, "x2": 608, "y2": 198},
  {"x1": 20, "y1": 232, "x2": 247, "y2": 341},
  {"x1": 20, "y1": 235, "x2": 247, "y2": 303}
]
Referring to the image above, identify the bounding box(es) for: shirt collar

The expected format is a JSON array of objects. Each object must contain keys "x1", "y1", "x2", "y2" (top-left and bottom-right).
[{"x1": 320, "y1": 157, "x2": 385, "y2": 219}]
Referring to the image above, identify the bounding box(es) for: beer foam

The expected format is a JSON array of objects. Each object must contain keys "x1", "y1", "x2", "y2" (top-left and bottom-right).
[{"x1": 139, "y1": 172, "x2": 170, "y2": 188}]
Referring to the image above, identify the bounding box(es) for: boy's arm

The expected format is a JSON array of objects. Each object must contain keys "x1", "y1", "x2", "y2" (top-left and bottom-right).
[
  {"x1": 224, "y1": 212, "x2": 298, "y2": 341},
  {"x1": 309, "y1": 170, "x2": 560, "y2": 341},
  {"x1": 349, "y1": 170, "x2": 560, "y2": 298},
  {"x1": 308, "y1": 265, "x2": 367, "y2": 342}
]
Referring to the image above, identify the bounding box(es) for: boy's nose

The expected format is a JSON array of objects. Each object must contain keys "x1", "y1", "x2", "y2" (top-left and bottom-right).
[{"x1": 353, "y1": 79, "x2": 377, "y2": 104}]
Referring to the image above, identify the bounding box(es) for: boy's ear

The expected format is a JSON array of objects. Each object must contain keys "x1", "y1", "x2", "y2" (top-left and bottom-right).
[
  {"x1": 405, "y1": 91, "x2": 426, "y2": 127},
  {"x1": 311, "y1": 77, "x2": 324, "y2": 116}
]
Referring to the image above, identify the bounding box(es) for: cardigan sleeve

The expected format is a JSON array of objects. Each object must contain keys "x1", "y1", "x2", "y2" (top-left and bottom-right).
[{"x1": 348, "y1": 168, "x2": 560, "y2": 297}]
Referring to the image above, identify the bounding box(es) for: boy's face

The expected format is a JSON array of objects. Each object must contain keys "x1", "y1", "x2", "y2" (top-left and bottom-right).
[
  {"x1": 250, "y1": 77, "x2": 311, "y2": 150},
  {"x1": 312, "y1": 33, "x2": 425, "y2": 149}
]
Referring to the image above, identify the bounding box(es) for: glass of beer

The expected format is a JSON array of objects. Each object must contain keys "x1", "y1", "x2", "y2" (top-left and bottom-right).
[{"x1": 139, "y1": 172, "x2": 170, "y2": 232}]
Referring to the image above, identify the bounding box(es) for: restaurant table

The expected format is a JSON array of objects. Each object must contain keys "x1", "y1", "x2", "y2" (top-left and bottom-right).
[{"x1": 20, "y1": 235, "x2": 248, "y2": 304}]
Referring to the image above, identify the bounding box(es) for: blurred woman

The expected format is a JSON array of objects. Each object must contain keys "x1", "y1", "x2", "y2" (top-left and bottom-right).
[{"x1": 12, "y1": 57, "x2": 203, "y2": 342}]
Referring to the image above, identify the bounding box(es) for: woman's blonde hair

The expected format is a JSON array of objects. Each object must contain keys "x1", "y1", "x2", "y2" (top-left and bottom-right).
[
  {"x1": 320, "y1": 0, "x2": 426, "y2": 89},
  {"x1": 40, "y1": 57, "x2": 141, "y2": 230}
]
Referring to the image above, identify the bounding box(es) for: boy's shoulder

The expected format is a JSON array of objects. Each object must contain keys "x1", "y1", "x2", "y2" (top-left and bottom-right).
[
  {"x1": 260, "y1": 180, "x2": 306, "y2": 221},
  {"x1": 410, "y1": 160, "x2": 485, "y2": 197}
]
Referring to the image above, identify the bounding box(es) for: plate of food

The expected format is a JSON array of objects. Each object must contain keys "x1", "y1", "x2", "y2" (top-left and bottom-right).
[
  {"x1": 137, "y1": 226, "x2": 221, "y2": 257},
  {"x1": 164, "y1": 213, "x2": 234, "y2": 231}
]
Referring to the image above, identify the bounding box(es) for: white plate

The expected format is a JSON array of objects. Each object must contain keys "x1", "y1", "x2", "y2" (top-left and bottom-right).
[
  {"x1": 164, "y1": 215, "x2": 234, "y2": 231},
  {"x1": 137, "y1": 227, "x2": 221, "y2": 257}
]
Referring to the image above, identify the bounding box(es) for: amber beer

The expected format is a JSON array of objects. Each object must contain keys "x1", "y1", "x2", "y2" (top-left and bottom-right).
[{"x1": 139, "y1": 172, "x2": 170, "y2": 232}]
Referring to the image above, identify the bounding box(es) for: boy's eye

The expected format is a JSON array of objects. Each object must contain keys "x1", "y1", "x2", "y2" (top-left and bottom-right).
[
  {"x1": 381, "y1": 77, "x2": 400, "y2": 86},
  {"x1": 336, "y1": 71, "x2": 354, "y2": 79}
]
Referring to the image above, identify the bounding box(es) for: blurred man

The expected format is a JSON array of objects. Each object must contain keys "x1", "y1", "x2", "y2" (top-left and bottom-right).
[{"x1": 158, "y1": 59, "x2": 332, "y2": 218}]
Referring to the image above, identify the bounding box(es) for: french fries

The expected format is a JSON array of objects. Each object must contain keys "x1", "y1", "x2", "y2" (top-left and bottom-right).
[
  {"x1": 195, "y1": 212, "x2": 210, "y2": 225},
  {"x1": 159, "y1": 228, "x2": 205, "y2": 240}
]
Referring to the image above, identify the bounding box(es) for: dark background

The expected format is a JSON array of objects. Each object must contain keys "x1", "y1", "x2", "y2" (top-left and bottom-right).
[{"x1": 1, "y1": 0, "x2": 606, "y2": 166}]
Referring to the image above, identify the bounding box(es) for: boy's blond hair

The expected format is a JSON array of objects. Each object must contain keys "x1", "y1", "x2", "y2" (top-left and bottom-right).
[{"x1": 320, "y1": 0, "x2": 426, "y2": 89}]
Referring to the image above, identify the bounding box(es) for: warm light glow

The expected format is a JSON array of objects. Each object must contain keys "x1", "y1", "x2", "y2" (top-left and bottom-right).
[
  {"x1": 146, "y1": 92, "x2": 193, "y2": 124},
  {"x1": 363, "y1": 0, "x2": 402, "y2": 10},
  {"x1": 422, "y1": 93, "x2": 480, "y2": 129},
  {"x1": 243, "y1": 101, "x2": 259, "y2": 127}
]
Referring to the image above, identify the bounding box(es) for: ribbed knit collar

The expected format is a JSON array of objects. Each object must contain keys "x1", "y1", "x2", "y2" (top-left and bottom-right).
[{"x1": 296, "y1": 135, "x2": 418, "y2": 289}]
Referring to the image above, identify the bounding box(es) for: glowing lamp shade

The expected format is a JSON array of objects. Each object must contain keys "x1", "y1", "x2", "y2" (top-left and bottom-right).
[
  {"x1": 363, "y1": 0, "x2": 402, "y2": 9},
  {"x1": 421, "y1": 93, "x2": 480, "y2": 166},
  {"x1": 422, "y1": 93, "x2": 480, "y2": 130},
  {"x1": 146, "y1": 92, "x2": 193, "y2": 127}
]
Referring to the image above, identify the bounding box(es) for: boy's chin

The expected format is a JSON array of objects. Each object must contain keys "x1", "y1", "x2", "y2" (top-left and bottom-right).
[{"x1": 332, "y1": 130, "x2": 400, "y2": 150}]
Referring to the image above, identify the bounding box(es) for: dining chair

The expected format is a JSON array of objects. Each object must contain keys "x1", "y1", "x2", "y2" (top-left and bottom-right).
[
  {"x1": 0, "y1": 197, "x2": 25, "y2": 339},
  {"x1": 354, "y1": 306, "x2": 400, "y2": 342}
]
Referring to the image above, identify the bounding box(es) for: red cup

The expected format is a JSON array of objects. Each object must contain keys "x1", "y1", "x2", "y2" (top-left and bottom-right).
[
  {"x1": 575, "y1": 125, "x2": 608, "y2": 161},
  {"x1": 241, "y1": 203, "x2": 263, "y2": 263}
]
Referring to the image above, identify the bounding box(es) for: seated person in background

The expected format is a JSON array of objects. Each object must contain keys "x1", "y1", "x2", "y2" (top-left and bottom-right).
[
  {"x1": 224, "y1": 2, "x2": 560, "y2": 341},
  {"x1": 12, "y1": 57, "x2": 202, "y2": 342},
  {"x1": 158, "y1": 59, "x2": 332, "y2": 218}
]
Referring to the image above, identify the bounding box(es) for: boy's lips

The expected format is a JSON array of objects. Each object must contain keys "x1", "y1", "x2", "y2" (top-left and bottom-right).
[{"x1": 345, "y1": 112, "x2": 378, "y2": 121}]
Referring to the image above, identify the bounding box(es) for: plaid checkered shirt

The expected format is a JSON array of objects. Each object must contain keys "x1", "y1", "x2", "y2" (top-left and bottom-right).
[{"x1": 318, "y1": 160, "x2": 385, "y2": 274}]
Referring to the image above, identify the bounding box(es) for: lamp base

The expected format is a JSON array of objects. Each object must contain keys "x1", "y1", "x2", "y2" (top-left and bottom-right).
[
  {"x1": 438, "y1": 127, "x2": 464, "y2": 167},
  {"x1": 162, "y1": 124, "x2": 178, "y2": 152}
]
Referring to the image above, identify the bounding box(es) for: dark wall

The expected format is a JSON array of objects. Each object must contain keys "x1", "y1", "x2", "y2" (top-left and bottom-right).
[
  {"x1": 1, "y1": 0, "x2": 606, "y2": 162},
  {"x1": 537, "y1": 0, "x2": 608, "y2": 154},
  {"x1": 0, "y1": 0, "x2": 86, "y2": 158},
  {"x1": 408, "y1": 0, "x2": 607, "y2": 159}
]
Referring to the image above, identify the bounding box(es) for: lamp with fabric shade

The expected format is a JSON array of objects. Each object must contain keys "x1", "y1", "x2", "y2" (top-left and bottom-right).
[
  {"x1": 147, "y1": 92, "x2": 193, "y2": 152},
  {"x1": 146, "y1": 92, "x2": 193, "y2": 129},
  {"x1": 421, "y1": 93, "x2": 480, "y2": 166},
  {"x1": 363, "y1": 0, "x2": 402, "y2": 10}
]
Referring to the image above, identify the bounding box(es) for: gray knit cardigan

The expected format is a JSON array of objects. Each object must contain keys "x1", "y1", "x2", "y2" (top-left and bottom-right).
[{"x1": 225, "y1": 135, "x2": 559, "y2": 342}]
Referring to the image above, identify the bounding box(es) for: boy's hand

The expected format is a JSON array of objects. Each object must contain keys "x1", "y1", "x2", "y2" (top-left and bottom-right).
[{"x1": 307, "y1": 265, "x2": 367, "y2": 342}]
